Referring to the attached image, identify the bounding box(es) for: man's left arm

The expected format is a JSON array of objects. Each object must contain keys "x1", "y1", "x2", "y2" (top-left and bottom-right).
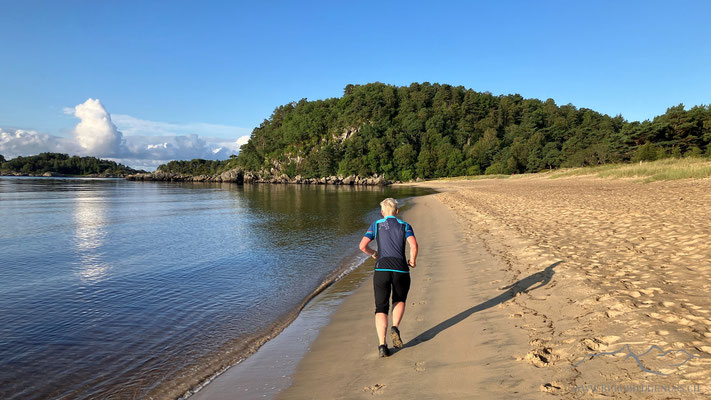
[{"x1": 406, "y1": 224, "x2": 417, "y2": 267}]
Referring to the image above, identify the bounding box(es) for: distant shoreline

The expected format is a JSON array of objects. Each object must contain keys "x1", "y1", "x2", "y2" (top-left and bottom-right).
[
  {"x1": 125, "y1": 169, "x2": 393, "y2": 186},
  {"x1": 0, "y1": 171, "x2": 129, "y2": 178}
]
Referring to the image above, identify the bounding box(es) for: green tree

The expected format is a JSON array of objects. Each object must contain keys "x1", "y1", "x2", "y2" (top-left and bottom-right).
[
  {"x1": 469, "y1": 128, "x2": 500, "y2": 171},
  {"x1": 632, "y1": 143, "x2": 661, "y2": 162},
  {"x1": 393, "y1": 143, "x2": 417, "y2": 180},
  {"x1": 685, "y1": 146, "x2": 703, "y2": 158},
  {"x1": 671, "y1": 146, "x2": 682, "y2": 158}
]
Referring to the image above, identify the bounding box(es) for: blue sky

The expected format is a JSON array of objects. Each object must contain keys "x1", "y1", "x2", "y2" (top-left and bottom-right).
[{"x1": 1, "y1": 0, "x2": 709, "y2": 167}]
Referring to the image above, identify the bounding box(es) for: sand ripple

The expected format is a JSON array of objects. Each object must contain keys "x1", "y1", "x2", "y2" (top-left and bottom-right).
[{"x1": 432, "y1": 176, "x2": 711, "y2": 397}]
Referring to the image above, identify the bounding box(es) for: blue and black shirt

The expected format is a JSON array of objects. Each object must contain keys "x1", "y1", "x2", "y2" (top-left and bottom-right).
[{"x1": 364, "y1": 216, "x2": 415, "y2": 273}]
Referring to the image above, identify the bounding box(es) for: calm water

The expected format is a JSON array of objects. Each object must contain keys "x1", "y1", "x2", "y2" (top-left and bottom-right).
[{"x1": 0, "y1": 177, "x2": 430, "y2": 399}]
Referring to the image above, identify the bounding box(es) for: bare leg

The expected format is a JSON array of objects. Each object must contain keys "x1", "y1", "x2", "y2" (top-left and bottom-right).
[
  {"x1": 392, "y1": 301, "x2": 406, "y2": 328},
  {"x1": 375, "y1": 312, "x2": 388, "y2": 345}
]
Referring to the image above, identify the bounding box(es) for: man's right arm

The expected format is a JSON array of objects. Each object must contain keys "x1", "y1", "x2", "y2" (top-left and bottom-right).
[
  {"x1": 359, "y1": 237, "x2": 377, "y2": 259},
  {"x1": 359, "y1": 221, "x2": 378, "y2": 259}
]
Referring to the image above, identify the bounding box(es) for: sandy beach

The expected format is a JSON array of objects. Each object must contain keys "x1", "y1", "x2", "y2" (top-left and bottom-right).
[{"x1": 278, "y1": 175, "x2": 711, "y2": 399}]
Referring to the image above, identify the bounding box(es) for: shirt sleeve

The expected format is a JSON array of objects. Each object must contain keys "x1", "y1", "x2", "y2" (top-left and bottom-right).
[
  {"x1": 364, "y1": 221, "x2": 376, "y2": 240},
  {"x1": 405, "y1": 223, "x2": 415, "y2": 239}
]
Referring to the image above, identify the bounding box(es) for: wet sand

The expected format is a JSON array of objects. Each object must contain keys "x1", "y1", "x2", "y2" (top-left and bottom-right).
[
  {"x1": 188, "y1": 259, "x2": 376, "y2": 400},
  {"x1": 279, "y1": 175, "x2": 711, "y2": 399}
]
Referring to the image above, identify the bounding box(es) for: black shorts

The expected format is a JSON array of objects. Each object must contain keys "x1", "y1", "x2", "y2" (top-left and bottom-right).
[{"x1": 373, "y1": 270, "x2": 411, "y2": 314}]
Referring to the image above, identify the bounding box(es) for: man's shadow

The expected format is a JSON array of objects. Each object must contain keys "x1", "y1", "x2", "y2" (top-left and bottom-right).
[{"x1": 401, "y1": 261, "x2": 562, "y2": 349}]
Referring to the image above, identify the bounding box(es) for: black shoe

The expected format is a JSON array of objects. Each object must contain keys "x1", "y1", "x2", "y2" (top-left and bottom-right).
[
  {"x1": 391, "y1": 326, "x2": 403, "y2": 348},
  {"x1": 378, "y1": 344, "x2": 390, "y2": 357}
]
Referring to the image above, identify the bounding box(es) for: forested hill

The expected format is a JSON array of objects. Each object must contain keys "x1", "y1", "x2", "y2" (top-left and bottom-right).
[
  {"x1": 0, "y1": 153, "x2": 144, "y2": 176},
  {"x1": 236, "y1": 82, "x2": 711, "y2": 181}
]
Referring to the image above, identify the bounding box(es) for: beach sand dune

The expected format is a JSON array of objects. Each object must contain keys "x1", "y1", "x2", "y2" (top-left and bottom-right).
[
  {"x1": 281, "y1": 176, "x2": 711, "y2": 399},
  {"x1": 432, "y1": 176, "x2": 711, "y2": 397}
]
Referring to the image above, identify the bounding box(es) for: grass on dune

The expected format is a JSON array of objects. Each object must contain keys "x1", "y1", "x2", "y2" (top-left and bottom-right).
[
  {"x1": 549, "y1": 157, "x2": 711, "y2": 182},
  {"x1": 434, "y1": 174, "x2": 513, "y2": 181},
  {"x1": 427, "y1": 157, "x2": 711, "y2": 183}
]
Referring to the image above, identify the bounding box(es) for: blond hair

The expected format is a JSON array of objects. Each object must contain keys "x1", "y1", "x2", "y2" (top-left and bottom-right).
[{"x1": 380, "y1": 198, "x2": 399, "y2": 216}]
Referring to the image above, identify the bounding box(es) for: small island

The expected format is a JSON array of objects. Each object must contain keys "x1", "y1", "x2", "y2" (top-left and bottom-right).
[{"x1": 0, "y1": 152, "x2": 144, "y2": 178}]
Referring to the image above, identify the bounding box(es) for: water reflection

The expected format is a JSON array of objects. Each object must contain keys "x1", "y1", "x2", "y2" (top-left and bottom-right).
[
  {"x1": 0, "y1": 178, "x2": 435, "y2": 400},
  {"x1": 73, "y1": 191, "x2": 110, "y2": 283}
]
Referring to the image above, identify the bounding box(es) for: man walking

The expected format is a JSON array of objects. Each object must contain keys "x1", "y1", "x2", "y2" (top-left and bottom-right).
[{"x1": 359, "y1": 198, "x2": 418, "y2": 357}]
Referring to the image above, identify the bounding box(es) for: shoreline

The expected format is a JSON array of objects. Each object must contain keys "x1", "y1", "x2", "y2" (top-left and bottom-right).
[
  {"x1": 188, "y1": 255, "x2": 377, "y2": 400},
  {"x1": 183, "y1": 195, "x2": 427, "y2": 399},
  {"x1": 126, "y1": 169, "x2": 393, "y2": 185},
  {"x1": 0, "y1": 173, "x2": 127, "y2": 178},
  {"x1": 175, "y1": 250, "x2": 370, "y2": 399}
]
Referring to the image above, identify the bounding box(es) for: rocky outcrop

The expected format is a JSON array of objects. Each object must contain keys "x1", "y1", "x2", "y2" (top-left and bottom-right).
[
  {"x1": 242, "y1": 172, "x2": 391, "y2": 186},
  {"x1": 127, "y1": 168, "x2": 391, "y2": 186},
  {"x1": 126, "y1": 168, "x2": 245, "y2": 183}
]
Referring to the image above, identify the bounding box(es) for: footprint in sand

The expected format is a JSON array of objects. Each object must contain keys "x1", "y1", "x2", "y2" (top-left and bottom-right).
[
  {"x1": 581, "y1": 338, "x2": 603, "y2": 351},
  {"x1": 606, "y1": 309, "x2": 626, "y2": 318},
  {"x1": 639, "y1": 287, "x2": 664, "y2": 296},
  {"x1": 522, "y1": 349, "x2": 552, "y2": 367},
  {"x1": 648, "y1": 312, "x2": 679, "y2": 323},
  {"x1": 540, "y1": 382, "x2": 561, "y2": 392},
  {"x1": 415, "y1": 361, "x2": 426, "y2": 372},
  {"x1": 362, "y1": 384, "x2": 385, "y2": 395}
]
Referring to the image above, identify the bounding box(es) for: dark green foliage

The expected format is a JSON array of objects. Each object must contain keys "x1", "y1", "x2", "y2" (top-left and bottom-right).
[
  {"x1": 685, "y1": 146, "x2": 703, "y2": 158},
  {"x1": 158, "y1": 159, "x2": 226, "y2": 175},
  {"x1": 632, "y1": 143, "x2": 663, "y2": 162},
  {"x1": 156, "y1": 155, "x2": 242, "y2": 175},
  {"x1": 235, "y1": 83, "x2": 711, "y2": 180},
  {"x1": 0, "y1": 153, "x2": 142, "y2": 175},
  {"x1": 0, "y1": 154, "x2": 5, "y2": 163},
  {"x1": 143, "y1": 83, "x2": 710, "y2": 180}
]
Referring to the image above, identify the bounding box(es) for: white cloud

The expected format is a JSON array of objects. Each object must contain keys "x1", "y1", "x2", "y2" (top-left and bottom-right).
[
  {"x1": 0, "y1": 128, "x2": 79, "y2": 158},
  {"x1": 1, "y1": 98, "x2": 253, "y2": 171},
  {"x1": 236, "y1": 135, "x2": 250, "y2": 146},
  {"x1": 72, "y1": 98, "x2": 125, "y2": 157}
]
